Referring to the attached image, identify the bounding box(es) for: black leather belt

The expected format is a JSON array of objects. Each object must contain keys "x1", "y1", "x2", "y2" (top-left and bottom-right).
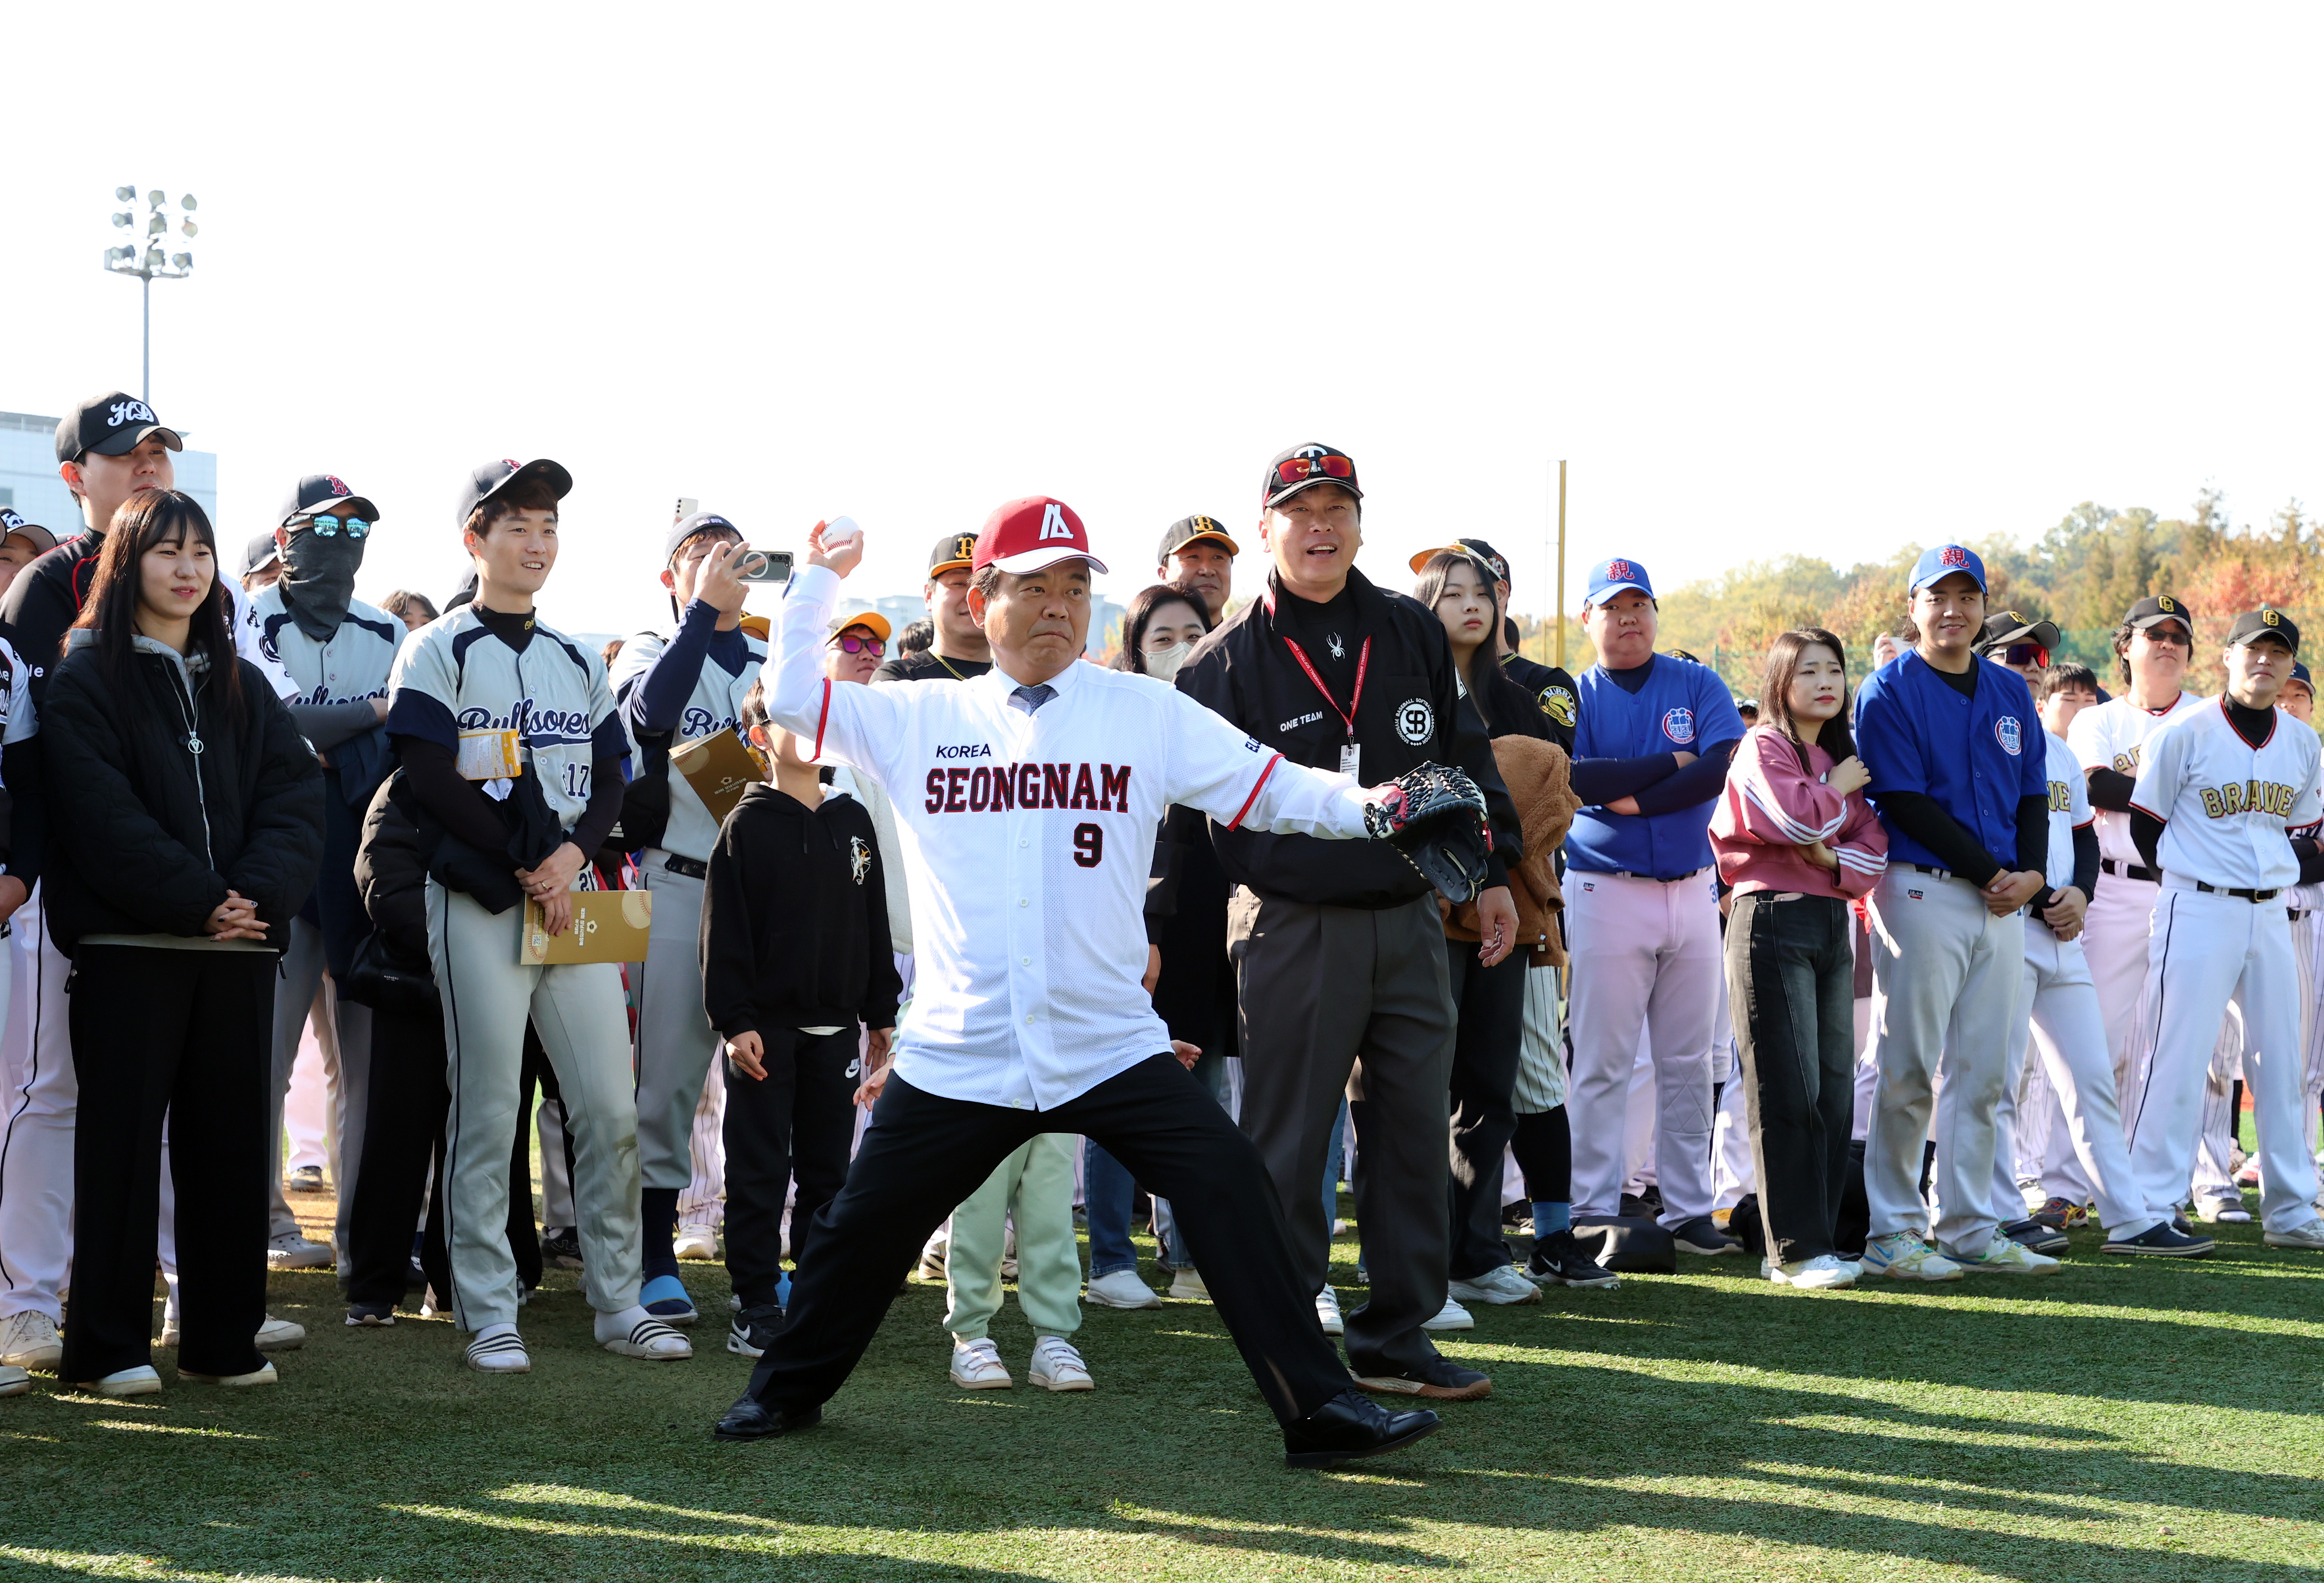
[
  {"x1": 1608, "y1": 867, "x2": 1710, "y2": 883},
  {"x1": 2193, "y1": 880, "x2": 2280, "y2": 903},
  {"x1": 2292, "y1": 908, "x2": 2308, "y2": 922},
  {"x1": 2101, "y1": 858, "x2": 2162, "y2": 883},
  {"x1": 661, "y1": 854, "x2": 708, "y2": 880}
]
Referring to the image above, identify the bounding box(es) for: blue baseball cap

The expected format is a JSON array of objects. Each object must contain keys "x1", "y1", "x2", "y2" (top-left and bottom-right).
[
  {"x1": 2292, "y1": 661, "x2": 2313, "y2": 687},
  {"x1": 1586, "y1": 556, "x2": 1654, "y2": 603},
  {"x1": 1910, "y1": 543, "x2": 1987, "y2": 593}
]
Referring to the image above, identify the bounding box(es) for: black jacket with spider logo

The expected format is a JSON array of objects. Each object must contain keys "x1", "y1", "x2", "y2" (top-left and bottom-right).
[{"x1": 700, "y1": 781, "x2": 902, "y2": 1042}]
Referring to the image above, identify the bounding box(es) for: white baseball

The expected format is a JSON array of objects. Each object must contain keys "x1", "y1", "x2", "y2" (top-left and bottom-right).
[{"x1": 821, "y1": 516, "x2": 861, "y2": 550}]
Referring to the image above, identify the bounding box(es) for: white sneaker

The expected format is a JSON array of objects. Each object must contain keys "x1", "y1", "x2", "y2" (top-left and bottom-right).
[
  {"x1": 1448, "y1": 1265, "x2": 1543, "y2": 1307},
  {"x1": 949, "y1": 1336, "x2": 1012, "y2": 1389},
  {"x1": 1027, "y1": 1336, "x2": 1095, "y2": 1392},
  {"x1": 672, "y1": 1225, "x2": 720, "y2": 1261},
  {"x1": 1315, "y1": 1285, "x2": 1344, "y2": 1336},
  {"x1": 1085, "y1": 1269, "x2": 1162, "y2": 1309},
  {"x1": 1954, "y1": 1234, "x2": 2060, "y2": 1276},
  {"x1": 2263, "y1": 1217, "x2": 2324, "y2": 1250},
  {"x1": 1769, "y1": 1254, "x2": 1860, "y2": 1290},
  {"x1": 1422, "y1": 1296, "x2": 1476, "y2": 1332},
  {"x1": 84, "y1": 1365, "x2": 162, "y2": 1397},
  {"x1": 0, "y1": 1310, "x2": 63, "y2": 1372},
  {"x1": 180, "y1": 1361, "x2": 277, "y2": 1387},
  {"x1": 266, "y1": 1232, "x2": 332, "y2": 1271},
  {"x1": 161, "y1": 1313, "x2": 305, "y2": 1351},
  {"x1": 1168, "y1": 1269, "x2": 1211, "y2": 1302},
  {"x1": 2197, "y1": 1198, "x2": 2254, "y2": 1224},
  {"x1": 1859, "y1": 1232, "x2": 1964, "y2": 1282},
  {"x1": 0, "y1": 1363, "x2": 27, "y2": 1396}
]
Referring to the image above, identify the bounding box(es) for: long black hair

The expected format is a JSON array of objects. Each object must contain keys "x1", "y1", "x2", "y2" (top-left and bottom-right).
[
  {"x1": 1757, "y1": 627, "x2": 1854, "y2": 772},
  {"x1": 1413, "y1": 547, "x2": 1530, "y2": 731},
  {"x1": 71, "y1": 487, "x2": 245, "y2": 733},
  {"x1": 1113, "y1": 582, "x2": 1215, "y2": 675}
]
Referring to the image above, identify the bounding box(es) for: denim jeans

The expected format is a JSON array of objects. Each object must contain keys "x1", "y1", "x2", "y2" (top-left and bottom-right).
[{"x1": 1084, "y1": 1050, "x2": 1229, "y2": 1275}]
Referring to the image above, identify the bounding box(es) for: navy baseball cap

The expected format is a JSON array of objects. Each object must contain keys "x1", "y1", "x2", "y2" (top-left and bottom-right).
[
  {"x1": 281, "y1": 472, "x2": 379, "y2": 529},
  {"x1": 1910, "y1": 543, "x2": 1987, "y2": 593},
  {"x1": 1585, "y1": 556, "x2": 1653, "y2": 603},
  {"x1": 455, "y1": 458, "x2": 572, "y2": 531},
  {"x1": 2226, "y1": 608, "x2": 2300, "y2": 653},
  {"x1": 2292, "y1": 661, "x2": 2313, "y2": 687},
  {"x1": 55, "y1": 391, "x2": 182, "y2": 464},
  {"x1": 665, "y1": 510, "x2": 741, "y2": 563}
]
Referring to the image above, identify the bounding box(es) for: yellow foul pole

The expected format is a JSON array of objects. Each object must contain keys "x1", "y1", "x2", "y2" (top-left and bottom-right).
[{"x1": 1554, "y1": 460, "x2": 1568, "y2": 668}]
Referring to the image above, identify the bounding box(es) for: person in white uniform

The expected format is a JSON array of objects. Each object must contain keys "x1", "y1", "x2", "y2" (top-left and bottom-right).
[
  {"x1": 2125, "y1": 609, "x2": 2324, "y2": 1248},
  {"x1": 714, "y1": 503, "x2": 1447, "y2": 1471}
]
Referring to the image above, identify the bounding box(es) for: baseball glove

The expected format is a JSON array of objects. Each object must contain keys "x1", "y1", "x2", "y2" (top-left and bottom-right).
[{"x1": 1364, "y1": 762, "x2": 1493, "y2": 904}]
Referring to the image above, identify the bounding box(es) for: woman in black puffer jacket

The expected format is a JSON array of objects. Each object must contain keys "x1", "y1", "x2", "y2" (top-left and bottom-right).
[{"x1": 43, "y1": 489, "x2": 322, "y2": 1395}]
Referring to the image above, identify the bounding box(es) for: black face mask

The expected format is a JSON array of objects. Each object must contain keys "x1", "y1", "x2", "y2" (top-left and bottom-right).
[{"x1": 278, "y1": 527, "x2": 366, "y2": 641}]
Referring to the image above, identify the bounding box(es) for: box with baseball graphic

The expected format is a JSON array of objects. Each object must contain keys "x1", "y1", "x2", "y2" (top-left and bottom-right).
[{"x1": 520, "y1": 890, "x2": 654, "y2": 965}]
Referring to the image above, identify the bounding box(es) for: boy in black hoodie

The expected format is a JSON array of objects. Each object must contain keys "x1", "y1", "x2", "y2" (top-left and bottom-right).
[{"x1": 705, "y1": 681, "x2": 901, "y2": 1358}]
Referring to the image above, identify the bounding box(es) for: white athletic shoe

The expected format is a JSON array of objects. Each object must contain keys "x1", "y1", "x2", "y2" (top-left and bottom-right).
[
  {"x1": 1954, "y1": 1234, "x2": 2060, "y2": 1276},
  {"x1": 1447, "y1": 1265, "x2": 1542, "y2": 1307},
  {"x1": 465, "y1": 1331, "x2": 530, "y2": 1373},
  {"x1": 949, "y1": 1336, "x2": 1012, "y2": 1389},
  {"x1": 180, "y1": 1361, "x2": 277, "y2": 1387},
  {"x1": 159, "y1": 1313, "x2": 305, "y2": 1351},
  {"x1": 0, "y1": 1311, "x2": 64, "y2": 1372},
  {"x1": 1168, "y1": 1269, "x2": 1211, "y2": 1302},
  {"x1": 672, "y1": 1225, "x2": 720, "y2": 1261},
  {"x1": 2263, "y1": 1217, "x2": 2324, "y2": 1250},
  {"x1": 1315, "y1": 1286, "x2": 1344, "y2": 1336},
  {"x1": 1859, "y1": 1232, "x2": 1964, "y2": 1282},
  {"x1": 2197, "y1": 1197, "x2": 2254, "y2": 1224},
  {"x1": 266, "y1": 1232, "x2": 333, "y2": 1271},
  {"x1": 1085, "y1": 1270, "x2": 1163, "y2": 1309},
  {"x1": 1027, "y1": 1336, "x2": 1095, "y2": 1392},
  {"x1": 82, "y1": 1365, "x2": 162, "y2": 1397},
  {"x1": 1768, "y1": 1254, "x2": 1860, "y2": 1291},
  {"x1": 1422, "y1": 1296, "x2": 1477, "y2": 1332},
  {"x1": 0, "y1": 1363, "x2": 28, "y2": 1396}
]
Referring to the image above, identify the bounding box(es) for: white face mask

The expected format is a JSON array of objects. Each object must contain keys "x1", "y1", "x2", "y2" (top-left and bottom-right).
[{"x1": 1143, "y1": 640, "x2": 1195, "y2": 683}]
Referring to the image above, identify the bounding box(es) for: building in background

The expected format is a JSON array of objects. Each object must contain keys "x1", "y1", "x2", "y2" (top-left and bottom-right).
[{"x1": 0, "y1": 408, "x2": 219, "y2": 536}]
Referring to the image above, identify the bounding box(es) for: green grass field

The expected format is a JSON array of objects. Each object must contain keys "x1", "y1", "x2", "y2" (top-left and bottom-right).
[{"x1": 5, "y1": 1188, "x2": 2323, "y2": 1583}]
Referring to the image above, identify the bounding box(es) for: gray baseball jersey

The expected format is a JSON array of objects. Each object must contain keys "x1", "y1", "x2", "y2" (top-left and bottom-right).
[
  {"x1": 387, "y1": 608, "x2": 622, "y2": 831},
  {"x1": 608, "y1": 622, "x2": 767, "y2": 862},
  {"x1": 243, "y1": 583, "x2": 405, "y2": 707}
]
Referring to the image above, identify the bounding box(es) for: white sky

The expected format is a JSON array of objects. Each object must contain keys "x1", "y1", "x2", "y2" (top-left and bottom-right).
[{"x1": 3, "y1": 5, "x2": 2318, "y2": 636}]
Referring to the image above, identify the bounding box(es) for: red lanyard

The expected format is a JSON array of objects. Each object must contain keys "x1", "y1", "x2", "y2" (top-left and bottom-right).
[{"x1": 1281, "y1": 634, "x2": 1371, "y2": 741}]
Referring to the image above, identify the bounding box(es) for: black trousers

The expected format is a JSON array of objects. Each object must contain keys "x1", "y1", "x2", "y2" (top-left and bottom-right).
[
  {"x1": 1725, "y1": 892, "x2": 1856, "y2": 1265},
  {"x1": 722, "y1": 1027, "x2": 858, "y2": 1309},
  {"x1": 1510, "y1": 1106, "x2": 1571, "y2": 1202},
  {"x1": 345, "y1": 1000, "x2": 545, "y2": 1308},
  {"x1": 1443, "y1": 940, "x2": 1525, "y2": 1278},
  {"x1": 61, "y1": 946, "x2": 274, "y2": 1382},
  {"x1": 743, "y1": 1056, "x2": 1352, "y2": 1427}
]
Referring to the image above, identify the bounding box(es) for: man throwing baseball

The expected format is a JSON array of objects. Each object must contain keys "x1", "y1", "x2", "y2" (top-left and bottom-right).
[{"x1": 714, "y1": 500, "x2": 1449, "y2": 1469}]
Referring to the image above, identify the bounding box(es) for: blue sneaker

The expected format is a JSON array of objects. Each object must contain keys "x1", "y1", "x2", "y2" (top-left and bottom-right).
[{"x1": 641, "y1": 1273, "x2": 698, "y2": 1324}]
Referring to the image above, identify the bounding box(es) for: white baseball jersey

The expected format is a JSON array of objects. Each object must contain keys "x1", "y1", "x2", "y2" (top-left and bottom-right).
[
  {"x1": 2131, "y1": 699, "x2": 2323, "y2": 890},
  {"x1": 2069, "y1": 691, "x2": 2206, "y2": 866},
  {"x1": 609, "y1": 620, "x2": 767, "y2": 862},
  {"x1": 764, "y1": 563, "x2": 1374, "y2": 1111},
  {"x1": 2039, "y1": 729, "x2": 2094, "y2": 892},
  {"x1": 241, "y1": 584, "x2": 404, "y2": 707},
  {"x1": 387, "y1": 608, "x2": 622, "y2": 831}
]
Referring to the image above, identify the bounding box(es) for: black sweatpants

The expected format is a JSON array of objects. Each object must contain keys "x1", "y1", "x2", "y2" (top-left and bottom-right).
[
  {"x1": 741, "y1": 1055, "x2": 1352, "y2": 1428},
  {"x1": 1725, "y1": 891, "x2": 1856, "y2": 1265},
  {"x1": 62, "y1": 946, "x2": 274, "y2": 1382},
  {"x1": 722, "y1": 1026, "x2": 858, "y2": 1309},
  {"x1": 345, "y1": 1000, "x2": 545, "y2": 1308},
  {"x1": 1443, "y1": 940, "x2": 1525, "y2": 1278}
]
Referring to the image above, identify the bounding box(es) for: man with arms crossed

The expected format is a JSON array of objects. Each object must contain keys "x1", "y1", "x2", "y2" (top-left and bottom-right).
[
  {"x1": 717, "y1": 501, "x2": 1443, "y2": 1469},
  {"x1": 1853, "y1": 545, "x2": 2056, "y2": 1280}
]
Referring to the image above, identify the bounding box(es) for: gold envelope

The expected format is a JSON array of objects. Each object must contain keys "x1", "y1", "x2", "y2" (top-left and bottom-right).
[
  {"x1": 519, "y1": 890, "x2": 653, "y2": 966},
  {"x1": 668, "y1": 729, "x2": 766, "y2": 826}
]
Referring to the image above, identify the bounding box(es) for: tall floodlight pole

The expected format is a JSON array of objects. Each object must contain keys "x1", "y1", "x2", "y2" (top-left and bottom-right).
[{"x1": 101, "y1": 187, "x2": 199, "y2": 404}]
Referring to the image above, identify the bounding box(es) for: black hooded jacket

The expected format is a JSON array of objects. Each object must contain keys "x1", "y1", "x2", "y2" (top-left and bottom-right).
[{"x1": 40, "y1": 631, "x2": 324, "y2": 954}]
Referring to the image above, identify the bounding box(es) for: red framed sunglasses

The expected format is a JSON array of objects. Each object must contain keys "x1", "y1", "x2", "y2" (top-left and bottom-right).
[
  {"x1": 1274, "y1": 454, "x2": 1356, "y2": 485},
  {"x1": 2004, "y1": 643, "x2": 2050, "y2": 668}
]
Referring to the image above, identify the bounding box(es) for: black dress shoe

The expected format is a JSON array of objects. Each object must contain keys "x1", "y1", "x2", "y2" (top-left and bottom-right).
[
  {"x1": 1283, "y1": 1389, "x2": 1442, "y2": 1469},
  {"x1": 713, "y1": 1396, "x2": 822, "y2": 1441}
]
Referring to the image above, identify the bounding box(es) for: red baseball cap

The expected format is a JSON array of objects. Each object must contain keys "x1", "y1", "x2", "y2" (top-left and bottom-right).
[{"x1": 972, "y1": 495, "x2": 1110, "y2": 577}]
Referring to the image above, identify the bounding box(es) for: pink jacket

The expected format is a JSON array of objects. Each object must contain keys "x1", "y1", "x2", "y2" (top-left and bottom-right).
[{"x1": 1711, "y1": 727, "x2": 1888, "y2": 900}]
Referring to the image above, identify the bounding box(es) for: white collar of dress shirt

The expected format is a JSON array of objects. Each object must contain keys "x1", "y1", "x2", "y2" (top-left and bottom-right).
[{"x1": 982, "y1": 654, "x2": 1091, "y2": 698}]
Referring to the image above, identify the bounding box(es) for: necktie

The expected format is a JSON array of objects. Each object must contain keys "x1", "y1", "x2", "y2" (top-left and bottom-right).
[{"x1": 1010, "y1": 683, "x2": 1056, "y2": 716}]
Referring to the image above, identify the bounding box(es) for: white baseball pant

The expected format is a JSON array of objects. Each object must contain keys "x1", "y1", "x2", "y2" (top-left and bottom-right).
[
  {"x1": 1566, "y1": 871, "x2": 1721, "y2": 1226},
  {"x1": 427, "y1": 880, "x2": 643, "y2": 1330},
  {"x1": 1865, "y1": 867, "x2": 2024, "y2": 1257},
  {"x1": 267, "y1": 916, "x2": 371, "y2": 1254},
  {"x1": 2012, "y1": 1048, "x2": 2054, "y2": 1192},
  {"x1": 2128, "y1": 884, "x2": 2320, "y2": 1234},
  {"x1": 2191, "y1": 1004, "x2": 2250, "y2": 1209},
  {"x1": 0, "y1": 892, "x2": 62, "y2": 1323},
  {"x1": 676, "y1": 1056, "x2": 727, "y2": 1232}
]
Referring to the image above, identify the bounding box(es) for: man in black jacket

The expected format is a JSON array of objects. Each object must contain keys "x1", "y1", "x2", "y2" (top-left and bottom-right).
[{"x1": 1177, "y1": 443, "x2": 1521, "y2": 1401}]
